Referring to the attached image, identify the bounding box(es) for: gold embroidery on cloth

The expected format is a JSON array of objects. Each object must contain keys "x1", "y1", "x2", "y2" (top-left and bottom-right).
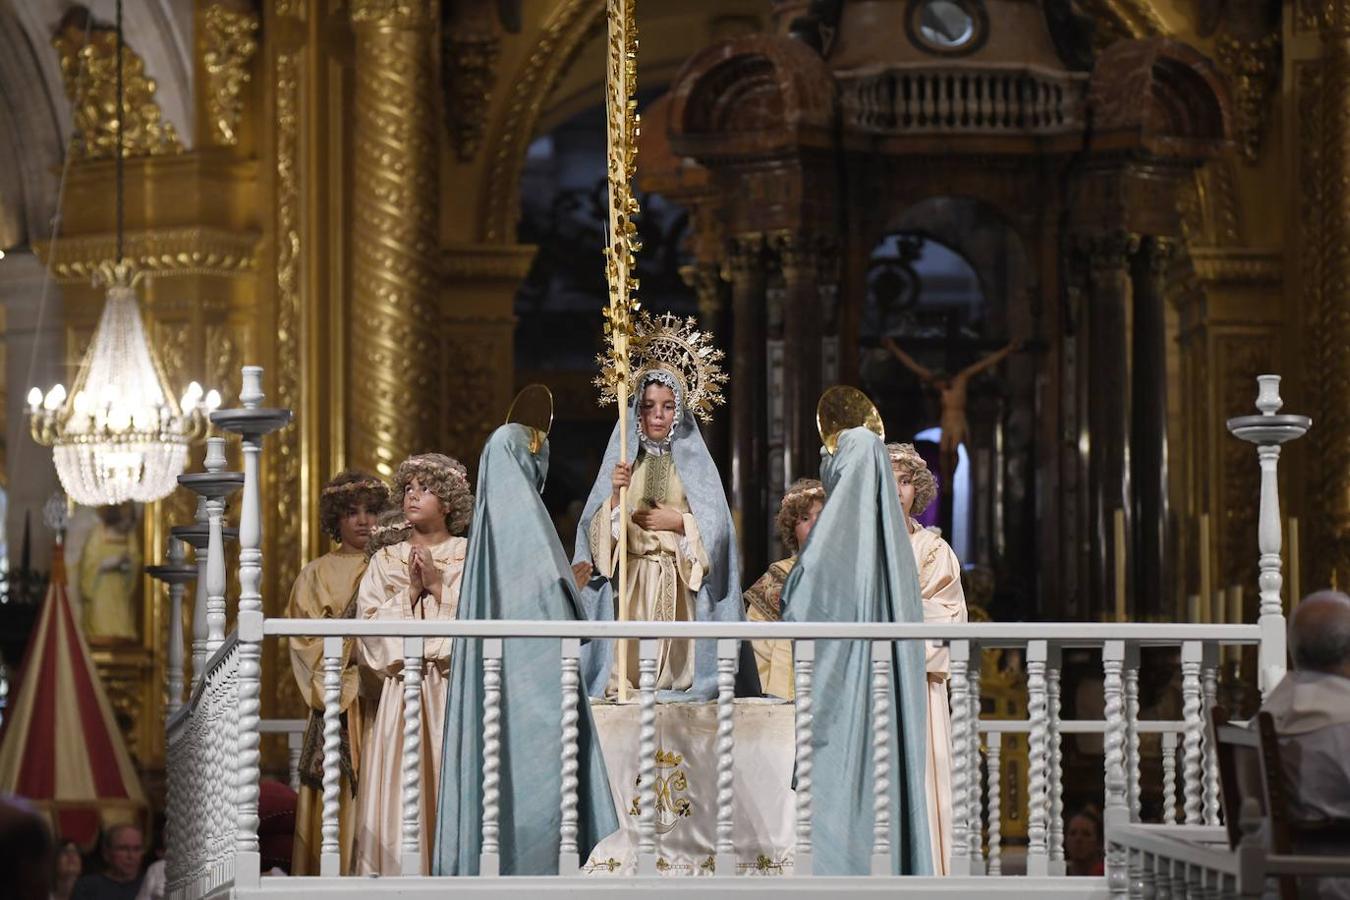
[
  {"x1": 640, "y1": 451, "x2": 673, "y2": 505},
  {"x1": 627, "y1": 746, "x2": 693, "y2": 834}
]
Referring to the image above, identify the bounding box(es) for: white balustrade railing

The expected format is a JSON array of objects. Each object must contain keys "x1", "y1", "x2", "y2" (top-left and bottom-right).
[
  {"x1": 166, "y1": 636, "x2": 240, "y2": 900},
  {"x1": 157, "y1": 370, "x2": 1307, "y2": 897},
  {"x1": 1110, "y1": 808, "x2": 1350, "y2": 899}
]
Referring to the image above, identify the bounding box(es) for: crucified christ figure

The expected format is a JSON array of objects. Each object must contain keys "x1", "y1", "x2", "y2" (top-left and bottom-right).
[{"x1": 882, "y1": 335, "x2": 1021, "y2": 487}]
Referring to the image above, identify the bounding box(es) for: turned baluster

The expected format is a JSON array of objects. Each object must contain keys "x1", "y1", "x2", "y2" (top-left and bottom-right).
[{"x1": 558, "y1": 637, "x2": 581, "y2": 875}]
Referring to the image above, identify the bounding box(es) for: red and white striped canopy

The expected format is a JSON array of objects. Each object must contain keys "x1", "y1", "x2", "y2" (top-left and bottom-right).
[{"x1": 0, "y1": 543, "x2": 146, "y2": 844}]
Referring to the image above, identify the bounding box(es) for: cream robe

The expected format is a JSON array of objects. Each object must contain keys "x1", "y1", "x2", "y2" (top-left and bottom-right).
[
  {"x1": 286, "y1": 548, "x2": 367, "y2": 876},
  {"x1": 588, "y1": 452, "x2": 709, "y2": 694},
  {"x1": 353, "y1": 536, "x2": 467, "y2": 875},
  {"x1": 743, "y1": 558, "x2": 797, "y2": 699},
  {"x1": 909, "y1": 522, "x2": 968, "y2": 876}
]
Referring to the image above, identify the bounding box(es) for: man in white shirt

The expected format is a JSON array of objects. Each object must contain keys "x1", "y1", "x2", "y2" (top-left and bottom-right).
[{"x1": 1260, "y1": 590, "x2": 1350, "y2": 899}]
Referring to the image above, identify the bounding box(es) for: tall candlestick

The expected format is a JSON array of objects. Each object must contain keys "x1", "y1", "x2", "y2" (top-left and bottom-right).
[
  {"x1": 1229, "y1": 584, "x2": 1244, "y2": 625},
  {"x1": 1213, "y1": 588, "x2": 1225, "y2": 624},
  {"x1": 1186, "y1": 595, "x2": 1201, "y2": 622},
  {"x1": 1114, "y1": 509, "x2": 1127, "y2": 623}
]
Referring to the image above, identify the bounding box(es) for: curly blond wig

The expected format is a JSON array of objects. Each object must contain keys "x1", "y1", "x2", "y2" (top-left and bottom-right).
[
  {"x1": 886, "y1": 442, "x2": 938, "y2": 517},
  {"x1": 394, "y1": 452, "x2": 474, "y2": 536},
  {"x1": 319, "y1": 470, "x2": 391, "y2": 544},
  {"x1": 777, "y1": 478, "x2": 825, "y2": 554}
]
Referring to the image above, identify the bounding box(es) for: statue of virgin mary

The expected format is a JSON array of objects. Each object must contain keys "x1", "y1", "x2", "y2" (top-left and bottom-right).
[{"x1": 571, "y1": 313, "x2": 750, "y2": 701}]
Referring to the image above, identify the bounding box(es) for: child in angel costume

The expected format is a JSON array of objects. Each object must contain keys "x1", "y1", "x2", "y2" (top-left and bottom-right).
[
  {"x1": 286, "y1": 470, "x2": 390, "y2": 875},
  {"x1": 572, "y1": 312, "x2": 751, "y2": 700},
  {"x1": 352, "y1": 453, "x2": 472, "y2": 875},
  {"x1": 888, "y1": 441, "x2": 969, "y2": 876},
  {"x1": 742, "y1": 478, "x2": 825, "y2": 698}
]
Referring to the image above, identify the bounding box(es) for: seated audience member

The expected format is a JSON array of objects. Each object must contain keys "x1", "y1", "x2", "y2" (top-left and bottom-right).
[
  {"x1": 1260, "y1": 590, "x2": 1350, "y2": 899},
  {"x1": 71, "y1": 824, "x2": 143, "y2": 900},
  {"x1": 1064, "y1": 806, "x2": 1105, "y2": 877},
  {"x1": 742, "y1": 478, "x2": 824, "y2": 698},
  {"x1": 53, "y1": 838, "x2": 83, "y2": 900}
]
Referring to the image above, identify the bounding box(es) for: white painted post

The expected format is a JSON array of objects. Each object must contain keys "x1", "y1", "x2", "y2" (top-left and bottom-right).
[
  {"x1": 1103, "y1": 640, "x2": 1128, "y2": 895},
  {"x1": 1181, "y1": 641, "x2": 1204, "y2": 825},
  {"x1": 870, "y1": 641, "x2": 893, "y2": 876},
  {"x1": 638, "y1": 639, "x2": 659, "y2": 875},
  {"x1": 203, "y1": 438, "x2": 228, "y2": 654},
  {"x1": 794, "y1": 640, "x2": 815, "y2": 877},
  {"x1": 966, "y1": 642, "x2": 985, "y2": 875},
  {"x1": 166, "y1": 540, "x2": 187, "y2": 715},
  {"x1": 1048, "y1": 643, "x2": 1065, "y2": 874},
  {"x1": 147, "y1": 538, "x2": 194, "y2": 717},
  {"x1": 480, "y1": 638, "x2": 503, "y2": 876},
  {"x1": 1202, "y1": 642, "x2": 1221, "y2": 827},
  {"x1": 716, "y1": 638, "x2": 738, "y2": 876},
  {"x1": 1226, "y1": 375, "x2": 1310, "y2": 695},
  {"x1": 287, "y1": 731, "x2": 302, "y2": 793},
  {"x1": 559, "y1": 637, "x2": 581, "y2": 875},
  {"x1": 190, "y1": 498, "x2": 209, "y2": 691},
  {"x1": 402, "y1": 636, "x2": 426, "y2": 875},
  {"x1": 949, "y1": 639, "x2": 973, "y2": 875},
  {"x1": 1162, "y1": 731, "x2": 1178, "y2": 825},
  {"x1": 986, "y1": 733, "x2": 1002, "y2": 876},
  {"x1": 1125, "y1": 642, "x2": 1142, "y2": 821},
  {"x1": 1027, "y1": 639, "x2": 1050, "y2": 876},
  {"x1": 320, "y1": 637, "x2": 343, "y2": 877}
]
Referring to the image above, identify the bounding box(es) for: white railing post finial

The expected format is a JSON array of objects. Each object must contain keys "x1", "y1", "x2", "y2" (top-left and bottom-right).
[
  {"x1": 211, "y1": 366, "x2": 293, "y2": 889},
  {"x1": 1227, "y1": 374, "x2": 1310, "y2": 696}
]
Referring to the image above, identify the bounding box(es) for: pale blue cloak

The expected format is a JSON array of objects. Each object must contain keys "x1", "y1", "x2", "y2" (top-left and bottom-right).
[
  {"x1": 780, "y1": 426, "x2": 934, "y2": 875},
  {"x1": 434, "y1": 424, "x2": 619, "y2": 874},
  {"x1": 570, "y1": 399, "x2": 747, "y2": 701}
]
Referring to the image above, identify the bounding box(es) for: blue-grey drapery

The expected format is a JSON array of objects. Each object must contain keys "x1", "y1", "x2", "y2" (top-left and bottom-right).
[
  {"x1": 780, "y1": 426, "x2": 934, "y2": 875},
  {"x1": 434, "y1": 424, "x2": 619, "y2": 874}
]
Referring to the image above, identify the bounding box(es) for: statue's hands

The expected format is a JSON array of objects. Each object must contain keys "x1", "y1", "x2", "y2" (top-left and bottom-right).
[
  {"x1": 632, "y1": 502, "x2": 685, "y2": 534},
  {"x1": 571, "y1": 561, "x2": 594, "y2": 588}
]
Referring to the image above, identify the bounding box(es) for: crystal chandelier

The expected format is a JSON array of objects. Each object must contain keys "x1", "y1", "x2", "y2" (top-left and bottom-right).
[{"x1": 26, "y1": 0, "x2": 217, "y2": 507}]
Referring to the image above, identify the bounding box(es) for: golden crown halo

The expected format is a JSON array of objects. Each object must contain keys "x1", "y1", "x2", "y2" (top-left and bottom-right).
[{"x1": 595, "y1": 311, "x2": 728, "y2": 423}]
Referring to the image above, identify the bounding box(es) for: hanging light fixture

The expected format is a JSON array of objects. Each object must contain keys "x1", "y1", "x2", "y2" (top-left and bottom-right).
[{"x1": 27, "y1": 0, "x2": 218, "y2": 507}]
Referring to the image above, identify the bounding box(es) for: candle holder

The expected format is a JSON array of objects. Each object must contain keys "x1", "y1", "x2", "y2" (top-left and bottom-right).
[{"x1": 1226, "y1": 374, "x2": 1310, "y2": 696}]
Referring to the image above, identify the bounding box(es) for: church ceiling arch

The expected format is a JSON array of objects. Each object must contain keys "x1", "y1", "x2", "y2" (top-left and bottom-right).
[{"x1": 478, "y1": 0, "x2": 765, "y2": 244}]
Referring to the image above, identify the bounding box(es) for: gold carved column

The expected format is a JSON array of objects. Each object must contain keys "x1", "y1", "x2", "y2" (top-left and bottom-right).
[
  {"x1": 1314, "y1": 0, "x2": 1350, "y2": 587},
  {"x1": 350, "y1": 0, "x2": 441, "y2": 476}
]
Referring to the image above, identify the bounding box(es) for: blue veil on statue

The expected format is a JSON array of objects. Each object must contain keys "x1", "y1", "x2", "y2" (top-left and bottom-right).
[
  {"x1": 570, "y1": 312, "x2": 749, "y2": 701},
  {"x1": 570, "y1": 381, "x2": 745, "y2": 700},
  {"x1": 780, "y1": 389, "x2": 933, "y2": 876},
  {"x1": 434, "y1": 406, "x2": 618, "y2": 875}
]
